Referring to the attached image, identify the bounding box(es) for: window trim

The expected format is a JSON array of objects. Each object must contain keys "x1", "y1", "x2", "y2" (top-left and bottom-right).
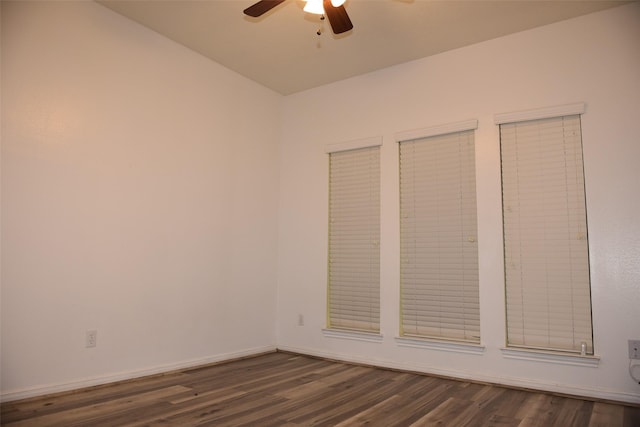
[
  {"x1": 325, "y1": 136, "x2": 382, "y2": 153},
  {"x1": 497, "y1": 104, "x2": 594, "y2": 356},
  {"x1": 395, "y1": 119, "x2": 478, "y2": 143},
  {"x1": 396, "y1": 119, "x2": 481, "y2": 344},
  {"x1": 494, "y1": 102, "x2": 585, "y2": 125},
  {"x1": 326, "y1": 138, "x2": 382, "y2": 333}
]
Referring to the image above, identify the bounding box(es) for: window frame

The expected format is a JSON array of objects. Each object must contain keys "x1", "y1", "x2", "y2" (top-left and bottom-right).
[
  {"x1": 496, "y1": 103, "x2": 595, "y2": 356},
  {"x1": 325, "y1": 137, "x2": 382, "y2": 335},
  {"x1": 396, "y1": 120, "x2": 481, "y2": 344}
]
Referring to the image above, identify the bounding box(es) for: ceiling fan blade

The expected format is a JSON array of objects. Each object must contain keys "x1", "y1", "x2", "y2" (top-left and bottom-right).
[
  {"x1": 243, "y1": 0, "x2": 286, "y2": 17},
  {"x1": 323, "y1": 0, "x2": 353, "y2": 34}
]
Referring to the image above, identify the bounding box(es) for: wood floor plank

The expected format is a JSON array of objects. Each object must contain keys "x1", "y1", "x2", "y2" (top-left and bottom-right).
[
  {"x1": 314, "y1": 378, "x2": 420, "y2": 426},
  {"x1": 1, "y1": 373, "x2": 193, "y2": 424},
  {"x1": 409, "y1": 397, "x2": 470, "y2": 426},
  {"x1": 103, "y1": 389, "x2": 249, "y2": 427},
  {"x1": 3, "y1": 385, "x2": 191, "y2": 427},
  {"x1": 623, "y1": 405, "x2": 640, "y2": 427},
  {"x1": 2, "y1": 351, "x2": 638, "y2": 427},
  {"x1": 489, "y1": 388, "x2": 531, "y2": 420},
  {"x1": 517, "y1": 393, "x2": 558, "y2": 427},
  {"x1": 284, "y1": 372, "x2": 397, "y2": 425},
  {"x1": 455, "y1": 386, "x2": 511, "y2": 426},
  {"x1": 589, "y1": 401, "x2": 625, "y2": 426},
  {"x1": 556, "y1": 398, "x2": 594, "y2": 426},
  {"x1": 332, "y1": 394, "x2": 403, "y2": 426},
  {"x1": 394, "y1": 380, "x2": 464, "y2": 425}
]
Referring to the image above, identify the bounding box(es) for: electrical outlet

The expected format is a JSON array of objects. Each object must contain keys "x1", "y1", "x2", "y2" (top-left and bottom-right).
[
  {"x1": 86, "y1": 330, "x2": 97, "y2": 348},
  {"x1": 298, "y1": 314, "x2": 304, "y2": 326},
  {"x1": 629, "y1": 340, "x2": 640, "y2": 360}
]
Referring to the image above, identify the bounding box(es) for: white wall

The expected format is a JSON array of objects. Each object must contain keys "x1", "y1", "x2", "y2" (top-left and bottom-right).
[
  {"x1": 1, "y1": 1, "x2": 281, "y2": 400},
  {"x1": 276, "y1": 3, "x2": 640, "y2": 403}
]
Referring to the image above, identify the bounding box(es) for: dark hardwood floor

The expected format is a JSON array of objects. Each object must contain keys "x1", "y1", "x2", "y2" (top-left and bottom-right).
[{"x1": 2, "y1": 351, "x2": 639, "y2": 426}]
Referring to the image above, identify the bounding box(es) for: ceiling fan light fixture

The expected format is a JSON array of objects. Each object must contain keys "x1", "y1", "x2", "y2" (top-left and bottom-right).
[
  {"x1": 303, "y1": 0, "x2": 324, "y2": 15},
  {"x1": 244, "y1": 0, "x2": 353, "y2": 35}
]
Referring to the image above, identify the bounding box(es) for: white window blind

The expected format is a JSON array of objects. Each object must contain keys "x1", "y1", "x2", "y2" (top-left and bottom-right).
[
  {"x1": 327, "y1": 146, "x2": 380, "y2": 332},
  {"x1": 500, "y1": 114, "x2": 593, "y2": 354},
  {"x1": 399, "y1": 130, "x2": 480, "y2": 343}
]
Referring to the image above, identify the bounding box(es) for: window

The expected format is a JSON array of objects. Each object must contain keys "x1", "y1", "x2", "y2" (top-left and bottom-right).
[
  {"x1": 398, "y1": 122, "x2": 480, "y2": 343},
  {"x1": 327, "y1": 141, "x2": 380, "y2": 333},
  {"x1": 498, "y1": 105, "x2": 593, "y2": 355}
]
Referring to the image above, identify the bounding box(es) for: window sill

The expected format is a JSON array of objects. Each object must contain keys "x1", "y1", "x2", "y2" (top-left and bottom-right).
[
  {"x1": 395, "y1": 336, "x2": 485, "y2": 355},
  {"x1": 322, "y1": 328, "x2": 383, "y2": 343},
  {"x1": 500, "y1": 347, "x2": 600, "y2": 367}
]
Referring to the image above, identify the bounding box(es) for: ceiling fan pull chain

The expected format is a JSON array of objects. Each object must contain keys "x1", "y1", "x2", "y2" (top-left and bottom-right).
[{"x1": 317, "y1": 14, "x2": 325, "y2": 36}]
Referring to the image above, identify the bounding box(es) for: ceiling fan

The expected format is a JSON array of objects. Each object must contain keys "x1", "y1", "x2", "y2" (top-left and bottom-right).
[{"x1": 244, "y1": 0, "x2": 354, "y2": 35}]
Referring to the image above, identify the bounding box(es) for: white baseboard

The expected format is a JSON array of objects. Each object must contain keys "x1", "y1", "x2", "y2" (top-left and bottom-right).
[
  {"x1": 277, "y1": 344, "x2": 640, "y2": 405},
  {"x1": 0, "y1": 345, "x2": 277, "y2": 403}
]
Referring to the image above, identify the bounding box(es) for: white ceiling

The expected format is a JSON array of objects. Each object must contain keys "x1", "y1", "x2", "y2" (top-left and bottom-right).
[{"x1": 97, "y1": 0, "x2": 628, "y2": 95}]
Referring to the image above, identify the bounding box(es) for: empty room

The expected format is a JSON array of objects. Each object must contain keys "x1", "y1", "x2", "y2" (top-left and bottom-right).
[{"x1": 1, "y1": 0, "x2": 639, "y2": 425}]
